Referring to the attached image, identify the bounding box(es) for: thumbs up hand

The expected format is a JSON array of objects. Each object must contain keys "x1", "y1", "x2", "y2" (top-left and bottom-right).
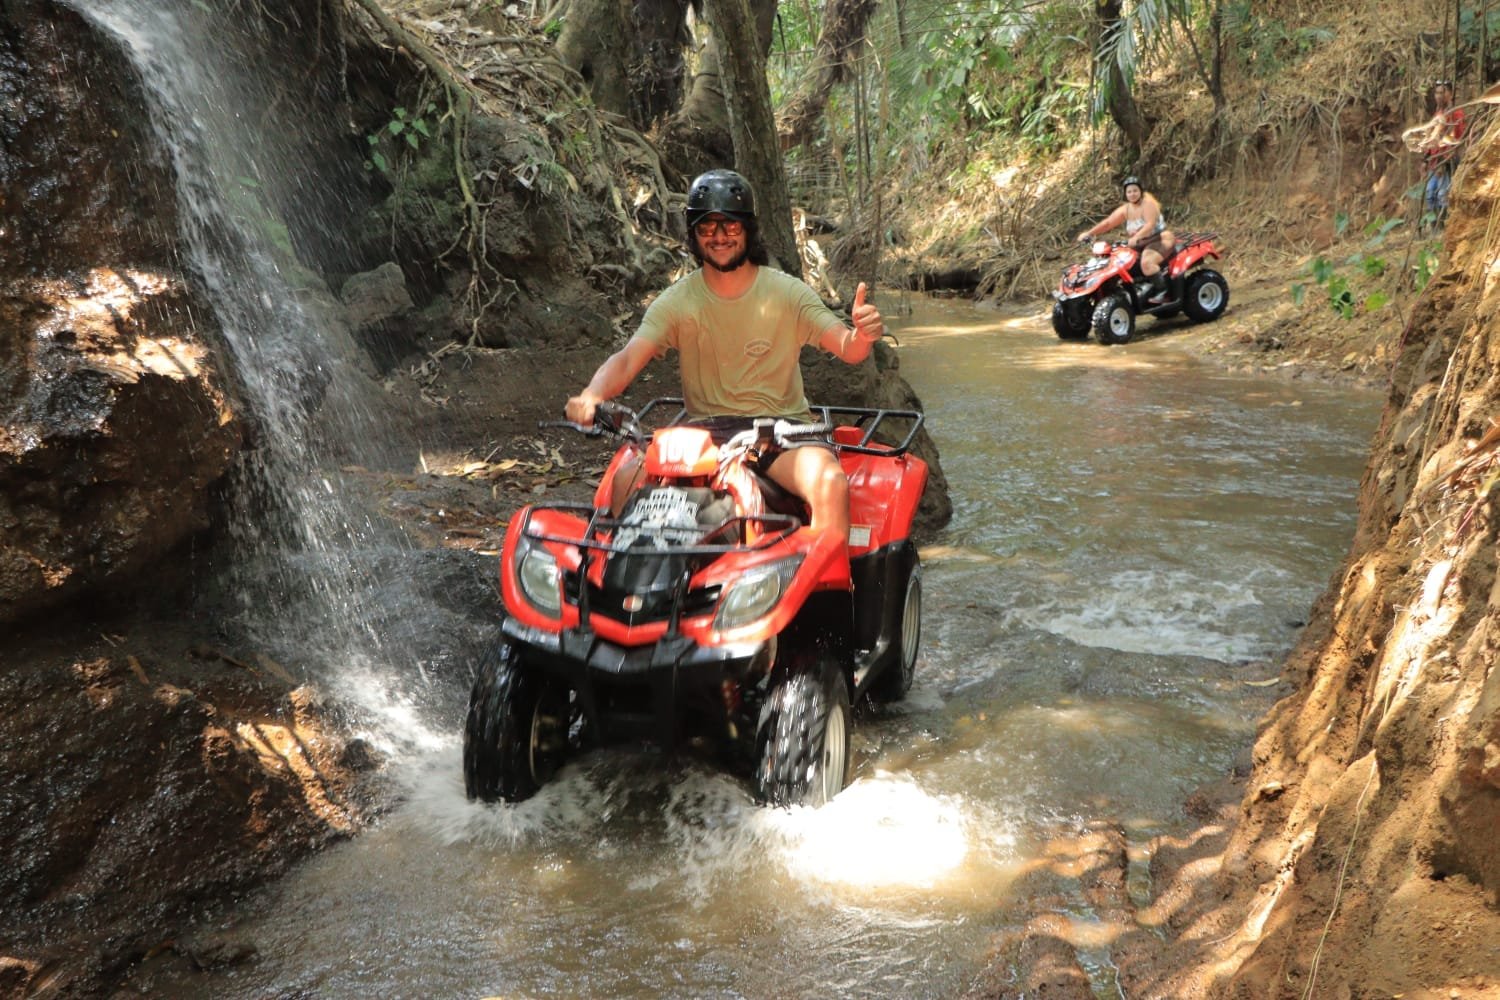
[{"x1": 851, "y1": 282, "x2": 884, "y2": 343}]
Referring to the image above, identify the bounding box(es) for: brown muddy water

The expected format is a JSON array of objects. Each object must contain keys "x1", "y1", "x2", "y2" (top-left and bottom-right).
[{"x1": 136, "y1": 298, "x2": 1382, "y2": 999}]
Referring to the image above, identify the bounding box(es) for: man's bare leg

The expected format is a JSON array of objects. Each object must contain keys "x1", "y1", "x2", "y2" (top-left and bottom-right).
[{"x1": 766, "y1": 446, "x2": 850, "y2": 539}]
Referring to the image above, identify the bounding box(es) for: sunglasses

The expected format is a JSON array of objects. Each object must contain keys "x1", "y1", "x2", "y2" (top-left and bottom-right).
[{"x1": 693, "y1": 218, "x2": 745, "y2": 238}]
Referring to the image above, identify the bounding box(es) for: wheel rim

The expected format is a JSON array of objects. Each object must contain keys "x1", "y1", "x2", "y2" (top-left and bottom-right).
[
  {"x1": 1110, "y1": 307, "x2": 1131, "y2": 336},
  {"x1": 1197, "y1": 282, "x2": 1223, "y2": 311},
  {"x1": 900, "y1": 575, "x2": 921, "y2": 675},
  {"x1": 819, "y1": 701, "x2": 847, "y2": 803}
]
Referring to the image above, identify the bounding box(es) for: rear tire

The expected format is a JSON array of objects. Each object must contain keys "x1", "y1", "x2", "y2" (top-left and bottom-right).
[
  {"x1": 870, "y1": 563, "x2": 921, "y2": 702},
  {"x1": 1051, "y1": 299, "x2": 1090, "y2": 340},
  {"x1": 463, "y1": 642, "x2": 574, "y2": 803},
  {"x1": 1091, "y1": 292, "x2": 1136, "y2": 345},
  {"x1": 1183, "y1": 269, "x2": 1230, "y2": 322},
  {"x1": 754, "y1": 657, "x2": 851, "y2": 808}
]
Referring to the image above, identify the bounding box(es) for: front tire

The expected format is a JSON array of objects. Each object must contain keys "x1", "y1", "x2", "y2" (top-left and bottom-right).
[
  {"x1": 754, "y1": 657, "x2": 851, "y2": 808},
  {"x1": 1092, "y1": 292, "x2": 1136, "y2": 345},
  {"x1": 1051, "y1": 299, "x2": 1090, "y2": 340},
  {"x1": 870, "y1": 563, "x2": 921, "y2": 702},
  {"x1": 463, "y1": 642, "x2": 574, "y2": 803},
  {"x1": 1183, "y1": 269, "x2": 1230, "y2": 322}
]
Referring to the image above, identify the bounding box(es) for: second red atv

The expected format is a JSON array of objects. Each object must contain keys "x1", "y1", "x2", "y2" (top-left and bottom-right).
[
  {"x1": 463, "y1": 399, "x2": 929, "y2": 809},
  {"x1": 1052, "y1": 233, "x2": 1229, "y2": 345}
]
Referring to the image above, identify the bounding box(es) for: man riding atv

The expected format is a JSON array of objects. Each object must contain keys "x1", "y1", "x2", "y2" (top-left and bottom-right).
[
  {"x1": 464, "y1": 170, "x2": 928, "y2": 809},
  {"x1": 565, "y1": 169, "x2": 886, "y2": 539}
]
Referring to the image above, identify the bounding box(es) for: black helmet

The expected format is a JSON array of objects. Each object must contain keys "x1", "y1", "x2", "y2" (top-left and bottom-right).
[
  {"x1": 685, "y1": 169, "x2": 756, "y2": 226},
  {"x1": 1121, "y1": 175, "x2": 1142, "y2": 192}
]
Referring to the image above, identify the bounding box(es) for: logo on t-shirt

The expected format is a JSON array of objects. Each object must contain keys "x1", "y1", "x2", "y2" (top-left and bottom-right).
[{"x1": 744, "y1": 339, "x2": 772, "y2": 358}]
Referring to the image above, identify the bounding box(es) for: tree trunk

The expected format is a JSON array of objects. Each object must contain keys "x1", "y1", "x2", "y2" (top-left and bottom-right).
[
  {"x1": 1096, "y1": 0, "x2": 1147, "y2": 165},
  {"x1": 555, "y1": 0, "x2": 695, "y2": 128},
  {"x1": 628, "y1": 0, "x2": 695, "y2": 125},
  {"x1": 669, "y1": 21, "x2": 736, "y2": 171},
  {"x1": 702, "y1": 0, "x2": 798, "y2": 275},
  {"x1": 777, "y1": 0, "x2": 879, "y2": 151},
  {"x1": 555, "y1": 0, "x2": 633, "y2": 118}
]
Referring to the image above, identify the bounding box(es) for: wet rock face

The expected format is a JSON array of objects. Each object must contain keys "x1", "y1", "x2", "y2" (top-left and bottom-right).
[
  {"x1": 801, "y1": 345, "x2": 954, "y2": 540},
  {"x1": 0, "y1": 632, "x2": 372, "y2": 994},
  {"x1": 0, "y1": 2, "x2": 242, "y2": 624}
]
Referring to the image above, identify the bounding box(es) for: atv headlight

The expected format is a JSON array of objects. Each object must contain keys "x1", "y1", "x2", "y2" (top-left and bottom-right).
[
  {"x1": 517, "y1": 543, "x2": 562, "y2": 615},
  {"x1": 714, "y1": 556, "x2": 802, "y2": 631}
]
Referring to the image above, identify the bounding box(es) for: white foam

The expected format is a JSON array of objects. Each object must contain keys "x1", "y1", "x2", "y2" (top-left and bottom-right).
[{"x1": 1016, "y1": 568, "x2": 1274, "y2": 660}]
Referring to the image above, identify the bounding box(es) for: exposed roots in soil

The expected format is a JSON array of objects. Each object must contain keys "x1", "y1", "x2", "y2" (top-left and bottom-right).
[{"x1": 340, "y1": 0, "x2": 677, "y2": 340}]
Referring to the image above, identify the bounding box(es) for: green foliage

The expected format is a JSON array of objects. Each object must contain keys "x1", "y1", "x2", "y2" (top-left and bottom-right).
[
  {"x1": 1291, "y1": 215, "x2": 1443, "y2": 319},
  {"x1": 885, "y1": 1, "x2": 1030, "y2": 132},
  {"x1": 1457, "y1": 6, "x2": 1500, "y2": 71},
  {"x1": 798, "y1": 0, "x2": 1091, "y2": 157},
  {"x1": 1091, "y1": 0, "x2": 1194, "y2": 121},
  {"x1": 1413, "y1": 245, "x2": 1441, "y2": 291},
  {"x1": 1294, "y1": 254, "x2": 1358, "y2": 319},
  {"x1": 365, "y1": 103, "x2": 438, "y2": 176},
  {"x1": 225, "y1": 173, "x2": 293, "y2": 258}
]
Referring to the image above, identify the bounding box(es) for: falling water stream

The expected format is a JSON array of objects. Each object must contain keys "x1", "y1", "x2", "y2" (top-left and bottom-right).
[
  {"x1": 72, "y1": 4, "x2": 1384, "y2": 995},
  {"x1": 67, "y1": 0, "x2": 479, "y2": 752}
]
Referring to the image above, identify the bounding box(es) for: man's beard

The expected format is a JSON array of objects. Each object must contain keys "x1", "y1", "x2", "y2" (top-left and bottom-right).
[{"x1": 704, "y1": 247, "x2": 749, "y2": 272}]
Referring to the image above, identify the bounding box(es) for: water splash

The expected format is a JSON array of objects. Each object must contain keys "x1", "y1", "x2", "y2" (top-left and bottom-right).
[
  {"x1": 404, "y1": 743, "x2": 1015, "y2": 908},
  {"x1": 1015, "y1": 567, "x2": 1277, "y2": 661}
]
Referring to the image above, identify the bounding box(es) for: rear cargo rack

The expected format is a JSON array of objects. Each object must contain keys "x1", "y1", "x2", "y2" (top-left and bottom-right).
[{"x1": 811, "y1": 405, "x2": 925, "y2": 456}]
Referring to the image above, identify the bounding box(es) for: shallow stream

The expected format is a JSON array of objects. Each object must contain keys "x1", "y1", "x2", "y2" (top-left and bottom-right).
[{"x1": 143, "y1": 300, "x2": 1382, "y2": 999}]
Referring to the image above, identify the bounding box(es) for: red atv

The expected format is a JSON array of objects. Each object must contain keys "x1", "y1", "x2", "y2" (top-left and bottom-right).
[
  {"x1": 1052, "y1": 233, "x2": 1229, "y2": 345},
  {"x1": 463, "y1": 399, "x2": 929, "y2": 808}
]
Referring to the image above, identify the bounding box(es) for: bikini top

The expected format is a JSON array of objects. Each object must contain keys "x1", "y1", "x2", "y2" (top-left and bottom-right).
[{"x1": 1125, "y1": 214, "x2": 1165, "y2": 236}]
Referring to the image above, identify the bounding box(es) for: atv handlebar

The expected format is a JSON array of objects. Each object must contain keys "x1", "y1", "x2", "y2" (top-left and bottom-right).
[
  {"x1": 541, "y1": 398, "x2": 925, "y2": 457},
  {"x1": 539, "y1": 400, "x2": 647, "y2": 442},
  {"x1": 721, "y1": 417, "x2": 833, "y2": 459}
]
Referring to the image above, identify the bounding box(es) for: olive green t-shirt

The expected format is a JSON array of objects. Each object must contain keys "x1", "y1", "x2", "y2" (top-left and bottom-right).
[{"x1": 634, "y1": 266, "x2": 844, "y2": 422}]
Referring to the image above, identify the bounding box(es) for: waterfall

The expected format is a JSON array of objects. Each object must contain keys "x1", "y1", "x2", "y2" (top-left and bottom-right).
[{"x1": 66, "y1": 0, "x2": 468, "y2": 751}]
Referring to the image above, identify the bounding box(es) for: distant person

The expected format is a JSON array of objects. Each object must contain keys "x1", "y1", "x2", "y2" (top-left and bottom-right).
[
  {"x1": 1077, "y1": 176, "x2": 1179, "y2": 303},
  {"x1": 565, "y1": 169, "x2": 886, "y2": 540},
  {"x1": 1421, "y1": 79, "x2": 1466, "y2": 227}
]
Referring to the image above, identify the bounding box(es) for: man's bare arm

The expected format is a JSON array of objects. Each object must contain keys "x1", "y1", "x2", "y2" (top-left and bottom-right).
[
  {"x1": 819, "y1": 281, "x2": 885, "y2": 363},
  {"x1": 565, "y1": 337, "x2": 659, "y2": 424}
]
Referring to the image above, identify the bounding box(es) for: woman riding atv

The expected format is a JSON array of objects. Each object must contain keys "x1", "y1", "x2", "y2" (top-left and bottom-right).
[{"x1": 1077, "y1": 176, "x2": 1179, "y2": 304}]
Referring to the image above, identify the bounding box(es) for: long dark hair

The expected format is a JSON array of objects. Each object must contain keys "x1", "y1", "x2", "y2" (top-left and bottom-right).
[{"x1": 686, "y1": 216, "x2": 772, "y2": 267}]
